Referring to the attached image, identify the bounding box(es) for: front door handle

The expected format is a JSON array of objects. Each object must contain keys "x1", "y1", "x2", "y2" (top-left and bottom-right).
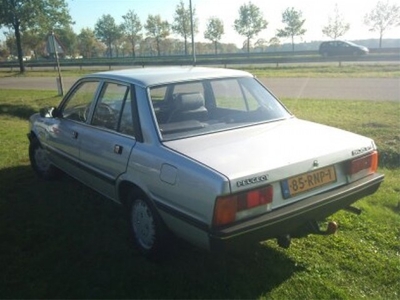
[
  {"x1": 72, "y1": 131, "x2": 78, "y2": 139},
  {"x1": 114, "y1": 144, "x2": 123, "y2": 154}
]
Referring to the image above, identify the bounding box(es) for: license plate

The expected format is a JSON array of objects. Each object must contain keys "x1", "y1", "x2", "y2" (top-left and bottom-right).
[{"x1": 281, "y1": 166, "x2": 337, "y2": 199}]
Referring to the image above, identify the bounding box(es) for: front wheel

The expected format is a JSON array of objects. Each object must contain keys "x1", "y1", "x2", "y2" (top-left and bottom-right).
[
  {"x1": 128, "y1": 192, "x2": 168, "y2": 259},
  {"x1": 29, "y1": 138, "x2": 60, "y2": 180}
]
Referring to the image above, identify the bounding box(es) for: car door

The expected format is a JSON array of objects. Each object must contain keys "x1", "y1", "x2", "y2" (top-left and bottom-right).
[
  {"x1": 46, "y1": 80, "x2": 101, "y2": 177},
  {"x1": 78, "y1": 81, "x2": 137, "y2": 200},
  {"x1": 336, "y1": 41, "x2": 349, "y2": 55}
]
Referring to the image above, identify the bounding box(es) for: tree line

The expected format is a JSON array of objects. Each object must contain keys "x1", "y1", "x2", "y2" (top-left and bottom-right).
[{"x1": 0, "y1": 0, "x2": 399, "y2": 72}]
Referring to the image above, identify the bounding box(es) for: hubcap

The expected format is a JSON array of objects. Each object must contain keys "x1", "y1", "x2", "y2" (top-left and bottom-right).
[
  {"x1": 34, "y1": 146, "x2": 51, "y2": 172},
  {"x1": 131, "y1": 199, "x2": 156, "y2": 250}
]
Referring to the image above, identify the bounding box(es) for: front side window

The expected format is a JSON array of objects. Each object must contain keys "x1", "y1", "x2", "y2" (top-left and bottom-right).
[
  {"x1": 150, "y1": 77, "x2": 291, "y2": 141},
  {"x1": 61, "y1": 81, "x2": 99, "y2": 122}
]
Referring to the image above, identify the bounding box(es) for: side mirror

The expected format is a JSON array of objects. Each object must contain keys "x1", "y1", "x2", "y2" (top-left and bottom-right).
[{"x1": 39, "y1": 107, "x2": 59, "y2": 118}]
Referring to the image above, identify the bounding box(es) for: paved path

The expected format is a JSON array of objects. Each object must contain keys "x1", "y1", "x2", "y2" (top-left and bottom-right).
[
  {"x1": 0, "y1": 76, "x2": 398, "y2": 101},
  {"x1": 258, "y1": 78, "x2": 399, "y2": 102}
]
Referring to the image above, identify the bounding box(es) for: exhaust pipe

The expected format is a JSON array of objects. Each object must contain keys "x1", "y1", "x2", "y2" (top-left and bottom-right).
[{"x1": 344, "y1": 206, "x2": 362, "y2": 215}]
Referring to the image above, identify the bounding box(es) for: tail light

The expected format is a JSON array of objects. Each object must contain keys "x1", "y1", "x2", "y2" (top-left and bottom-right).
[
  {"x1": 348, "y1": 151, "x2": 378, "y2": 181},
  {"x1": 213, "y1": 185, "x2": 273, "y2": 227},
  {"x1": 349, "y1": 151, "x2": 378, "y2": 175}
]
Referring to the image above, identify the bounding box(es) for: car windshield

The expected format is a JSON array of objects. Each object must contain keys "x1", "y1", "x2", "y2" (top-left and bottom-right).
[
  {"x1": 149, "y1": 76, "x2": 291, "y2": 141},
  {"x1": 346, "y1": 41, "x2": 358, "y2": 46}
]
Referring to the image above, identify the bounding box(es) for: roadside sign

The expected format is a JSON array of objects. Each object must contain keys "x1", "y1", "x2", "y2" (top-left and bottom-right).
[
  {"x1": 45, "y1": 32, "x2": 64, "y2": 96},
  {"x1": 46, "y1": 34, "x2": 65, "y2": 55}
]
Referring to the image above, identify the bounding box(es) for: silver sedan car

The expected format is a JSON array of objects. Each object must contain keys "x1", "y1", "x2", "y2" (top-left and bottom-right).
[{"x1": 28, "y1": 67, "x2": 384, "y2": 258}]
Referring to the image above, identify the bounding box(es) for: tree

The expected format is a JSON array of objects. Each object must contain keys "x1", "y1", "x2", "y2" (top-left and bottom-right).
[
  {"x1": 269, "y1": 36, "x2": 281, "y2": 52},
  {"x1": 0, "y1": 44, "x2": 9, "y2": 60},
  {"x1": 364, "y1": 0, "x2": 400, "y2": 48},
  {"x1": 172, "y1": 0, "x2": 197, "y2": 55},
  {"x1": 204, "y1": 17, "x2": 224, "y2": 54},
  {"x1": 234, "y1": 2, "x2": 268, "y2": 53},
  {"x1": 145, "y1": 14, "x2": 169, "y2": 56},
  {"x1": 0, "y1": 0, "x2": 72, "y2": 72},
  {"x1": 322, "y1": 4, "x2": 350, "y2": 40},
  {"x1": 21, "y1": 29, "x2": 44, "y2": 59},
  {"x1": 94, "y1": 14, "x2": 122, "y2": 57},
  {"x1": 277, "y1": 7, "x2": 306, "y2": 52},
  {"x1": 3, "y1": 31, "x2": 15, "y2": 57},
  {"x1": 121, "y1": 9, "x2": 142, "y2": 57},
  {"x1": 254, "y1": 38, "x2": 268, "y2": 52},
  {"x1": 78, "y1": 28, "x2": 99, "y2": 58},
  {"x1": 140, "y1": 37, "x2": 157, "y2": 56}
]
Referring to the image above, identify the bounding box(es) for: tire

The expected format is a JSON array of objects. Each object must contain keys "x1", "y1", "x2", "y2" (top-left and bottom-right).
[
  {"x1": 29, "y1": 138, "x2": 60, "y2": 180},
  {"x1": 128, "y1": 191, "x2": 168, "y2": 259}
]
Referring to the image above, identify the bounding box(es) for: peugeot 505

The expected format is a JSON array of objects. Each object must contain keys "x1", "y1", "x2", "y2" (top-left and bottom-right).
[{"x1": 28, "y1": 67, "x2": 384, "y2": 258}]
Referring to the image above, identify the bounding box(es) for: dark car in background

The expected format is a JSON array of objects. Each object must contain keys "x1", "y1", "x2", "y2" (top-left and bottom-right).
[{"x1": 319, "y1": 41, "x2": 369, "y2": 57}]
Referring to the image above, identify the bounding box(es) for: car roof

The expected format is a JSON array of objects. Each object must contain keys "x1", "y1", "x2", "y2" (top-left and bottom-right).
[{"x1": 84, "y1": 67, "x2": 253, "y2": 88}]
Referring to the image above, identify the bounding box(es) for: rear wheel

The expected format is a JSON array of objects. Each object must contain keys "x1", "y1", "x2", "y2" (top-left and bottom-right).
[
  {"x1": 128, "y1": 191, "x2": 168, "y2": 259},
  {"x1": 29, "y1": 138, "x2": 60, "y2": 180}
]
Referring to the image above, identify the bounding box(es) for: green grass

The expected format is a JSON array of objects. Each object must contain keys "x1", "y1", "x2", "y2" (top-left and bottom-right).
[
  {"x1": 0, "y1": 89, "x2": 399, "y2": 299},
  {"x1": 0, "y1": 63, "x2": 399, "y2": 78}
]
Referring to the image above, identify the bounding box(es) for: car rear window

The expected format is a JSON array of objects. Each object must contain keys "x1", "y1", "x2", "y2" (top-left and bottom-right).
[{"x1": 150, "y1": 77, "x2": 291, "y2": 141}]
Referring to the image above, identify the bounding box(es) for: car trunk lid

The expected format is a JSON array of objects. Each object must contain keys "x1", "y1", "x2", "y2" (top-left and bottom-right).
[{"x1": 163, "y1": 118, "x2": 375, "y2": 195}]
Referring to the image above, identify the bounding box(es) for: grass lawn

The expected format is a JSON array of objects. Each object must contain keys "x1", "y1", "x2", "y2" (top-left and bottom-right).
[{"x1": 0, "y1": 89, "x2": 399, "y2": 299}]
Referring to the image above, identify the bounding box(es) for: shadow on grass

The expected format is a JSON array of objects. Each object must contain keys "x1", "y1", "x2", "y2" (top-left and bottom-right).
[
  {"x1": 0, "y1": 104, "x2": 37, "y2": 120},
  {"x1": 0, "y1": 165, "x2": 301, "y2": 299},
  {"x1": 0, "y1": 97, "x2": 58, "y2": 120},
  {"x1": 379, "y1": 148, "x2": 400, "y2": 169}
]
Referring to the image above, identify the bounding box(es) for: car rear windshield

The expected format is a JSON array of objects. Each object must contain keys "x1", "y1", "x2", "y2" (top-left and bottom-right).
[{"x1": 150, "y1": 77, "x2": 291, "y2": 141}]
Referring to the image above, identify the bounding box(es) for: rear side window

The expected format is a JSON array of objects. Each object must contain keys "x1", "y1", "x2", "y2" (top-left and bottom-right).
[
  {"x1": 211, "y1": 79, "x2": 258, "y2": 111},
  {"x1": 91, "y1": 82, "x2": 135, "y2": 136}
]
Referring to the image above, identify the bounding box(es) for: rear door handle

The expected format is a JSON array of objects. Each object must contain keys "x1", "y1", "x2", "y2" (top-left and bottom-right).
[{"x1": 72, "y1": 131, "x2": 78, "y2": 139}]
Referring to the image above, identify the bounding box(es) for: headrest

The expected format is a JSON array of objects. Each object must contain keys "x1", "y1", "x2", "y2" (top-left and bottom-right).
[{"x1": 175, "y1": 93, "x2": 205, "y2": 111}]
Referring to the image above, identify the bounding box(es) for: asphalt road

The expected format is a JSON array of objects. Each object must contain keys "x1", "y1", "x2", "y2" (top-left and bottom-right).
[{"x1": 0, "y1": 76, "x2": 399, "y2": 101}]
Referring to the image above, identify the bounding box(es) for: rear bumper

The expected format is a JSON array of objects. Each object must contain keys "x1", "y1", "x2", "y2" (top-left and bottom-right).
[{"x1": 209, "y1": 173, "x2": 384, "y2": 251}]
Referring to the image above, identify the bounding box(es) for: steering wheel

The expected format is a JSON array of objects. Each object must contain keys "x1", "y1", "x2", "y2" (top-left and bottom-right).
[
  {"x1": 96, "y1": 103, "x2": 114, "y2": 116},
  {"x1": 80, "y1": 104, "x2": 91, "y2": 122},
  {"x1": 92, "y1": 103, "x2": 117, "y2": 126}
]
